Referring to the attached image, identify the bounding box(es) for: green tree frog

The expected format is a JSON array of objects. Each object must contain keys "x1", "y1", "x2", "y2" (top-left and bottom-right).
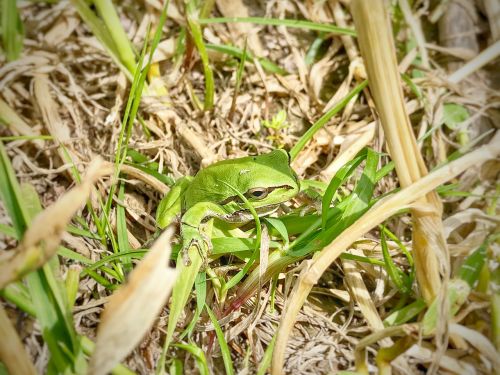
[{"x1": 156, "y1": 149, "x2": 300, "y2": 263}]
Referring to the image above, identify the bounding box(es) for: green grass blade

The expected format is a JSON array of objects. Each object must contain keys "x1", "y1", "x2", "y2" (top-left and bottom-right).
[
  {"x1": 159, "y1": 247, "x2": 203, "y2": 373},
  {"x1": 116, "y1": 182, "x2": 131, "y2": 269},
  {"x1": 173, "y1": 343, "x2": 209, "y2": 375},
  {"x1": 206, "y1": 43, "x2": 287, "y2": 75},
  {"x1": 0, "y1": 223, "x2": 17, "y2": 238},
  {"x1": 220, "y1": 180, "x2": 261, "y2": 293},
  {"x1": 187, "y1": 3, "x2": 214, "y2": 110},
  {"x1": 305, "y1": 33, "x2": 327, "y2": 65},
  {"x1": 0, "y1": 141, "x2": 30, "y2": 237},
  {"x1": 93, "y1": 0, "x2": 136, "y2": 73},
  {"x1": 340, "y1": 253, "x2": 385, "y2": 267},
  {"x1": 290, "y1": 80, "x2": 368, "y2": 160},
  {"x1": 256, "y1": 333, "x2": 277, "y2": 375},
  {"x1": 199, "y1": 17, "x2": 356, "y2": 36},
  {"x1": 380, "y1": 226, "x2": 407, "y2": 293},
  {"x1": 458, "y1": 241, "x2": 488, "y2": 288},
  {"x1": 206, "y1": 304, "x2": 235, "y2": 375},
  {"x1": 290, "y1": 148, "x2": 378, "y2": 256},
  {"x1": 70, "y1": 0, "x2": 131, "y2": 78},
  {"x1": 263, "y1": 217, "x2": 289, "y2": 249},
  {"x1": 321, "y1": 149, "x2": 367, "y2": 229},
  {"x1": 58, "y1": 246, "x2": 93, "y2": 265},
  {"x1": 383, "y1": 299, "x2": 426, "y2": 326},
  {"x1": 1, "y1": 0, "x2": 24, "y2": 61},
  {"x1": 380, "y1": 226, "x2": 413, "y2": 266},
  {"x1": 124, "y1": 162, "x2": 175, "y2": 186},
  {"x1": 0, "y1": 135, "x2": 52, "y2": 141},
  {"x1": 179, "y1": 272, "x2": 207, "y2": 340},
  {"x1": 227, "y1": 38, "x2": 248, "y2": 120},
  {"x1": 0, "y1": 282, "x2": 35, "y2": 316}
]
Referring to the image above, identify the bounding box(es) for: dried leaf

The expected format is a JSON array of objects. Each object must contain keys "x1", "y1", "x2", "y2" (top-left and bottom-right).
[{"x1": 88, "y1": 227, "x2": 177, "y2": 375}]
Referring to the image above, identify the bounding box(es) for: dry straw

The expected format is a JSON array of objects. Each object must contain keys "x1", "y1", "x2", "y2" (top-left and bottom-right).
[{"x1": 271, "y1": 0, "x2": 500, "y2": 372}]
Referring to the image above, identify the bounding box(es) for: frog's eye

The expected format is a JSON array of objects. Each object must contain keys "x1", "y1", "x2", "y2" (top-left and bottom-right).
[{"x1": 245, "y1": 188, "x2": 269, "y2": 200}]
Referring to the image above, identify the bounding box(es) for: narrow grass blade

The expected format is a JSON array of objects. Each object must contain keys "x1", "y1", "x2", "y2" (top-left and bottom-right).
[
  {"x1": 116, "y1": 182, "x2": 131, "y2": 269},
  {"x1": 321, "y1": 149, "x2": 367, "y2": 229},
  {"x1": 383, "y1": 299, "x2": 426, "y2": 326},
  {"x1": 1, "y1": 0, "x2": 24, "y2": 61},
  {"x1": 227, "y1": 38, "x2": 248, "y2": 121},
  {"x1": 199, "y1": 17, "x2": 356, "y2": 36},
  {"x1": 173, "y1": 342, "x2": 209, "y2": 375},
  {"x1": 256, "y1": 333, "x2": 277, "y2": 375},
  {"x1": 0, "y1": 142, "x2": 30, "y2": 237},
  {"x1": 179, "y1": 272, "x2": 207, "y2": 340},
  {"x1": 206, "y1": 305, "x2": 235, "y2": 375},
  {"x1": 458, "y1": 241, "x2": 488, "y2": 288},
  {"x1": 263, "y1": 217, "x2": 289, "y2": 249},
  {"x1": 70, "y1": 0, "x2": 131, "y2": 78},
  {"x1": 380, "y1": 227, "x2": 407, "y2": 293},
  {"x1": 158, "y1": 247, "x2": 203, "y2": 373},
  {"x1": 206, "y1": 43, "x2": 287, "y2": 75},
  {"x1": 289, "y1": 81, "x2": 368, "y2": 161},
  {"x1": 93, "y1": 0, "x2": 136, "y2": 73},
  {"x1": 220, "y1": 181, "x2": 261, "y2": 293},
  {"x1": 187, "y1": 3, "x2": 214, "y2": 110}
]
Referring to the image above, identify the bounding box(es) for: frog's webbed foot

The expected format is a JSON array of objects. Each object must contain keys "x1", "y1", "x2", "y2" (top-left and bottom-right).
[{"x1": 181, "y1": 225, "x2": 211, "y2": 268}]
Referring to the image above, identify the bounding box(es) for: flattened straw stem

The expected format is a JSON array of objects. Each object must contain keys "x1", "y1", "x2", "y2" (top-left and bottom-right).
[{"x1": 351, "y1": 0, "x2": 443, "y2": 303}]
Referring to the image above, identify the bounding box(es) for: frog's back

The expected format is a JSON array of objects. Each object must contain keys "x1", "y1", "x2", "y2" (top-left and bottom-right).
[{"x1": 183, "y1": 150, "x2": 297, "y2": 209}]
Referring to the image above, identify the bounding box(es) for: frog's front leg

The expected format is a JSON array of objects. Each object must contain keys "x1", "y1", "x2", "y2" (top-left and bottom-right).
[
  {"x1": 180, "y1": 202, "x2": 229, "y2": 266},
  {"x1": 156, "y1": 176, "x2": 193, "y2": 229}
]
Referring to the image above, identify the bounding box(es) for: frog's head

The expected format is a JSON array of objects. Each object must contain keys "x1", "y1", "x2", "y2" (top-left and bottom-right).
[{"x1": 184, "y1": 149, "x2": 299, "y2": 218}]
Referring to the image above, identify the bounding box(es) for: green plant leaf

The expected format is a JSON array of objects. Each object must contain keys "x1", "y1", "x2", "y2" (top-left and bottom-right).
[{"x1": 442, "y1": 103, "x2": 469, "y2": 130}]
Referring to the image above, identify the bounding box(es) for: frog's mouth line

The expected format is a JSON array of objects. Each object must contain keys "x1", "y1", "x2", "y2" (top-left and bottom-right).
[{"x1": 222, "y1": 204, "x2": 280, "y2": 224}]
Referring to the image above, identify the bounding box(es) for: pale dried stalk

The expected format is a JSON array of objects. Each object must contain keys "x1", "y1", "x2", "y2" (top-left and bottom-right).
[
  {"x1": 399, "y1": 0, "x2": 430, "y2": 69},
  {"x1": 0, "y1": 98, "x2": 43, "y2": 148},
  {"x1": 271, "y1": 132, "x2": 500, "y2": 374},
  {"x1": 33, "y1": 74, "x2": 81, "y2": 178},
  {"x1": 448, "y1": 40, "x2": 500, "y2": 84},
  {"x1": 320, "y1": 122, "x2": 375, "y2": 181},
  {"x1": 120, "y1": 164, "x2": 169, "y2": 195},
  {"x1": 0, "y1": 158, "x2": 111, "y2": 289},
  {"x1": 0, "y1": 305, "x2": 37, "y2": 375},
  {"x1": 342, "y1": 259, "x2": 385, "y2": 330},
  {"x1": 351, "y1": 0, "x2": 444, "y2": 304},
  {"x1": 484, "y1": 0, "x2": 500, "y2": 41}
]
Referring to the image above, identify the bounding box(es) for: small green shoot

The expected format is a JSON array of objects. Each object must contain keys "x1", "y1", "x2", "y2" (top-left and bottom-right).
[{"x1": 262, "y1": 110, "x2": 289, "y2": 148}]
